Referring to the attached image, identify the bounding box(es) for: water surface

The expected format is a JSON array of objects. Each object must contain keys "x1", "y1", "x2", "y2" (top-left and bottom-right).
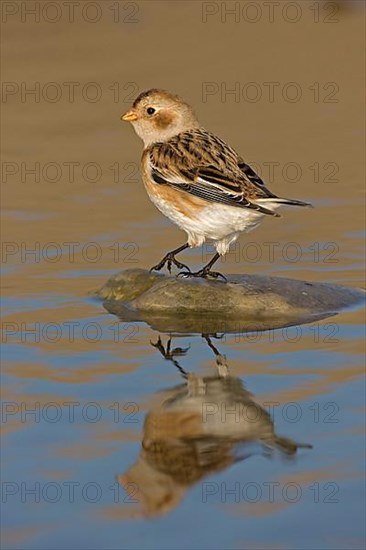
[{"x1": 1, "y1": 2, "x2": 365, "y2": 549}]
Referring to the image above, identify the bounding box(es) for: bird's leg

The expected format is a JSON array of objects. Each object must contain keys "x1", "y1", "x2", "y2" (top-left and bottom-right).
[
  {"x1": 150, "y1": 336, "x2": 190, "y2": 378},
  {"x1": 150, "y1": 242, "x2": 191, "y2": 274},
  {"x1": 203, "y1": 334, "x2": 222, "y2": 357},
  {"x1": 202, "y1": 334, "x2": 229, "y2": 377},
  {"x1": 178, "y1": 252, "x2": 227, "y2": 281}
]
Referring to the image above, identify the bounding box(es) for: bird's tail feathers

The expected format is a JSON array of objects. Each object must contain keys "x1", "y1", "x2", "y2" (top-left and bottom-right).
[
  {"x1": 272, "y1": 435, "x2": 313, "y2": 455},
  {"x1": 262, "y1": 197, "x2": 313, "y2": 208}
]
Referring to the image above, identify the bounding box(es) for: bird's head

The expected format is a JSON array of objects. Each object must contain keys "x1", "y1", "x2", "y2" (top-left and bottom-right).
[{"x1": 121, "y1": 89, "x2": 199, "y2": 146}]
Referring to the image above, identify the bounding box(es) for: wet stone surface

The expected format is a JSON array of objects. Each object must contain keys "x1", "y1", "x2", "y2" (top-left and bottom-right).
[{"x1": 97, "y1": 269, "x2": 365, "y2": 334}]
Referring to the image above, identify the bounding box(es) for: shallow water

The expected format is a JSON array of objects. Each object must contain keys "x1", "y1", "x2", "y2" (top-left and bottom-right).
[{"x1": 1, "y1": 2, "x2": 365, "y2": 549}]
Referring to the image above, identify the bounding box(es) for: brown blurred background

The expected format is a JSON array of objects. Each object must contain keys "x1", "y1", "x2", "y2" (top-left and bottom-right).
[{"x1": 1, "y1": 0, "x2": 365, "y2": 298}]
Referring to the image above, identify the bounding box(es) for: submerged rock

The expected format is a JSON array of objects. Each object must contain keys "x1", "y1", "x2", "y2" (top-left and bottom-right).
[{"x1": 97, "y1": 269, "x2": 365, "y2": 334}]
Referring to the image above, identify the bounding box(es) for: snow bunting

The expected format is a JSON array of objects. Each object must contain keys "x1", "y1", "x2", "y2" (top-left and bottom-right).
[{"x1": 121, "y1": 89, "x2": 312, "y2": 279}]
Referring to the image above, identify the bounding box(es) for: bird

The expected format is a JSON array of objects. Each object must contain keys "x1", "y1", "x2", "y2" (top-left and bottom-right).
[{"x1": 121, "y1": 89, "x2": 312, "y2": 280}]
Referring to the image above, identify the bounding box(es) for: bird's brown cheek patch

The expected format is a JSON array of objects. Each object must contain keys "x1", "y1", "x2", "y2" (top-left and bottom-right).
[{"x1": 154, "y1": 111, "x2": 175, "y2": 130}]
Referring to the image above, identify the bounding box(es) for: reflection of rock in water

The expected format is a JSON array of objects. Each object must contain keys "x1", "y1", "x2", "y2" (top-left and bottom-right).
[{"x1": 119, "y1": 337, "x2": 311, "y2": 517}]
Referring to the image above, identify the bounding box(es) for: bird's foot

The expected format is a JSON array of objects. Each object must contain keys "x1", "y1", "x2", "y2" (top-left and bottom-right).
[
  {"x1": 150, "y1": 253, "x2": 191, "y2": 274},
  {"x1": 151, "y1": 337, "x2": 190, "y2": 361},
  {"x1": 178, "y1": 268, "x2": 227, "y2": 282}
]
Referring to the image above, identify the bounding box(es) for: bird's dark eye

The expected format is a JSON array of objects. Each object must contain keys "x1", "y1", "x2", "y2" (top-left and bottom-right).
[{"x1": 146, "y1": 107, "x2": 156, "y2": 115}]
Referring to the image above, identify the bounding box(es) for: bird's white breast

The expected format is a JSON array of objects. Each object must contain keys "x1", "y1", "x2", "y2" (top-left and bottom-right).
[{"x1": 147, "y1": 189, "x2": 279, "y2": 254}]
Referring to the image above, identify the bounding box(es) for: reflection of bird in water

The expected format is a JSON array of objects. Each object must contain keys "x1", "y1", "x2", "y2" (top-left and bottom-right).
[{"x1": 118, "y1": 336, "x2": 311, "y2": 517}]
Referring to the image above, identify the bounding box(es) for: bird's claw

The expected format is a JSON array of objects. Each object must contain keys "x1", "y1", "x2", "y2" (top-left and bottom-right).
[
  {"x1": 150, "y1": 255, "x2": 191, "y2": 274},
  {"x1": 168, "y1": 258, "x2": 191, "y2": 273},
  {"x1": 149, "y1": 260, "x2": 165, "y2": 272},
  {"x1": 204, "y1": 270, "x2": 227, "y2": 281},
  {"x1": 177, "y1": 270, "x2": 192, "y2": 279},
  {"x1": 177, "y1": 269, "x2": 227, "y2": 282},
  {"x1": 151, "y1": 337, "x2": 190, "y2": 360}
]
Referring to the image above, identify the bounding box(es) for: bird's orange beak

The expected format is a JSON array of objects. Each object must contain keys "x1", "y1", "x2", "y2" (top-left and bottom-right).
[{"x1": 121, "y1": 110, "x2": 138, "y2": 122}]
